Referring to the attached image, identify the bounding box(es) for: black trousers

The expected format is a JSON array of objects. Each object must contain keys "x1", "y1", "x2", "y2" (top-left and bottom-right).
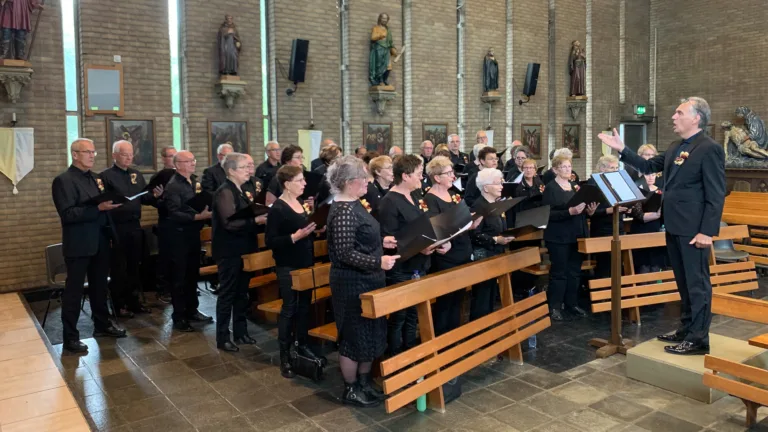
[
  {"x1": 666, "y1": 232, "x2": 712, "y2": 345},
  {"x1": 154, "y1": 225, "x2": 170, "y2": 295},
  {"x1": 215, "y1": 256, "x2": 250, "y2": 344},
  {"x1": 62, "y1": 231, "x2": 112, "y2": 342},
  {"x1": 276, "y1": 266, "x2": 311, "y2": 347},
  {"x1": 386, "y1": 271, "x2": 418, "y2": 355},
  {"x1": 109, "y1": 222, "x2": 144, "y2": 311},
  {"x1": 546, "y1": 241, "x2": 582, "y2": 310},
  {"x1": 166, "y1": 227, "x2": 201, "y2": 322},
  {"x1": 469, "y1": 279, "x2": 497, "y2": 321},
  {"x1": 431, "y1": 259, "x2": 467, "y2": 336}
]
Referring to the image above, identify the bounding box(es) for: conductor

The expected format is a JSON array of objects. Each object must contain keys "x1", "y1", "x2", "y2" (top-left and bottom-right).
[{"x1": 599, "y1": 96, "x2": 725, "y2": 356}]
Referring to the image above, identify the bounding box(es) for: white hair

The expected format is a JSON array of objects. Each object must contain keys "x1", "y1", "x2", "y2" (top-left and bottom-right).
[
  {"x1": 476, "y1": 168, "x2": 503, "y2": 190},
  {"x1": 112, "y1": 140, "x2": 133, "y2": 155},
  {"x1": 217, "y1": 143, "x2": 234, "y2": 155},
  {"x1": 222, "y1": 152, "x2": 248, "y2": 173},
  {"x1": 70, "y1": 138, "x2": 94, "y2": 152},
  {"x1": 472, "y1": 143, "x2": 485, "y2": 158},
  {"x1": 553, "y1": 147, "x2": 573, "y2": 159},
  {"x1": 266, "y1": 140, "x2": 280, "y2": 149}
]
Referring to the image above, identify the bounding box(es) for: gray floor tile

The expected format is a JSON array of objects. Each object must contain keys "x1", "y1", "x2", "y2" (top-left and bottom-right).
[
  {"x1": 460, "y1": 388, "x2": 515, "y2": 414},
  {"x1": 635, "y1": 411, "x2": 703, "y2": 432},
  {"x1": 517, "y1": 368, "x2": 571, "y2": 390},
  {"x1": 116, "y1": 395, "x2": 175, "y2": 423},
  {"x1": 487, "y1": 378, "x2": 544, "y2": 402},
  {"x1": 490, "y1": 404, "x2": 551, "y2": 430},
  {"x1": 561, "y1": 407, "x2": 625, "y2": 432},
  {"x1": 549, "y1": 381, "x2": 609, "y2": 406},
  {"x1": 381, "y1": 411, "x2": 446, "y2": 432},
  {"x1": 128, "y1": 411, "x2": 196, "y2": 432},
  {"x1": 588, "y1": 395, "x2": 653, "y2": 422},
  {"x1": 246, "y1": 403, "x2": 308, "y2": 432},
  {"x1": 195, "y1": 414, "x2": 256, "y2": 432},
  {"x1": 179, "y1": 397, "x2": 241, "y2": 427},
  {"x1": 522, "y1": 392, "x2": 582, "y2": 417},
  {"x1": 449, "y1": 415, "x2": 520, "y2": 432},
  {"x1": 228, "y1": 389, "x2": 284, "y2": 413}
]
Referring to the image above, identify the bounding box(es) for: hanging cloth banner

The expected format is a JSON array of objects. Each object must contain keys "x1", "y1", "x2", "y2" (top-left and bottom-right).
[
  {"x1": 0, "y1": 128, "x2": 35, "y2": 194},
  {"x1": 297, "y1": 130, "x2": 323, "y2": 171}
]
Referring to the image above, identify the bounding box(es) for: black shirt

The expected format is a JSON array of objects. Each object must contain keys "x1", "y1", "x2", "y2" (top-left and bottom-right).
[
  {"x1": 212, "y1": 180, "x2": 259, "y2": 260},
  {"x1": 99, "y1": 164, "x2": 153, "y2": 224},
  {"x1": 449, "y1": 151, "x2": 469, "y2": 168},
  {"x1": 362, "y1": 181, "x2": 387, "y2": 220},
  {"x1": 424, "y1": 193, "x2": 473, "y2": 266},
  {"x1": 201, "y1": 163, "x2": 227, "y2": 194},
  {"x1": 149, "y1": 168, "x2": 175, "y2": 219},
  {"x1": 463, "y1": 172, "x2": 481, "y2": 207},
  {"x1": 255, "y1": 160, "x2": 280, "y2": 188},
  {"x1": 241, "y1": 176, "x2": 265, "y2": 201},
  {"x1": 310, "y1": 157, "x2": 324, "y2": 171},
  {"x1": 542, "y1": 179, "x2": 587, "y2": 244},
  {"x1": 265, "y1": 199, "x2": 315, "y2": 268},
  {"x1": 470, "y1": 196, "x2": 508, "y2": 254},
  {"x1": 378, "y1": 190, "x2": 431, "y2": 275},
  {"x1": 161, "y1": 172, "x2": 204, "y2": 230},
  {"x1": 52, "y1": 165, "x2": 109, "y2": 257},
  {"x1": 267, "y1": 175, "x2": 282, "y2": 198}
]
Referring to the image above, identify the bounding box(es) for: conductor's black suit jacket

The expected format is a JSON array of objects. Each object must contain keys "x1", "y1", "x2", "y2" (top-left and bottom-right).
[
  {"x1": 52, "y1": 166, "x2": 109, "y2": 258},
  {"x1": 618, "y1": 132, "x2": 725, "y2": 238}
]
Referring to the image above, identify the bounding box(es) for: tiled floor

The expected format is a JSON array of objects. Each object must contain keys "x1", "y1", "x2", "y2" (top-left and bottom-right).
[{"x1": 24, "y1": 278, "x2": 768, "y2": 432}]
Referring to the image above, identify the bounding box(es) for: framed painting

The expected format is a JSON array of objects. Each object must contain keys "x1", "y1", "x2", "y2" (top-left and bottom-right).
[
  {"x1": 208, "y1": 121, "x2": 250, "y2": 165},
  {"x1": 106, "y1": 119, "x2": 156, "y2": 173},
  {"x1": 422, "y1": 123, "x2": 448, "y2": 146},
  {"x1": 521, "y1": 124, "x2": 542, "y2": 158},
  {"x1": 363, "y1": 122, "x2": 392, "y2": 155},
  {"x1": 562, "y1": 124, "x2": 581, "y2": 158}
]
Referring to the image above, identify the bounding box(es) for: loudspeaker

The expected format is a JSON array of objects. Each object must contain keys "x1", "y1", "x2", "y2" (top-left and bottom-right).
[
  {"x1": 522, "y1": 63, "x2": 540, "y2": 96},
  {"x1": 289, "y1": 39, "x2": 309, "y2": 83}
]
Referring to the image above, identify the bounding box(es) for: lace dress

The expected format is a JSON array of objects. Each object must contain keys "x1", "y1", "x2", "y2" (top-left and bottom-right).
[{"x1": 327, "y1": 200, "x2": 387, "y2": 362}]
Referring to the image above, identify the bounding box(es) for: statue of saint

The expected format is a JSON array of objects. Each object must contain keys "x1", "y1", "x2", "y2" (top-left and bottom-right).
[
  {"x1": 735, "y1": 106, "x2": 767, "y2": 149},
  {"x1": 218, "y1": 15, "x2": 241, "y2": 76},
  {"x1": 369, "y1": 13, "x2": 396, "y2": 88},
  {"x1": 483, "y1": 48, "x2": 499, "y2": 94},
  {"x1": 0, "y1": 0, "x2": 44, "y2": 60},
  {"x1": 568, "y1": 40, "x2": 586, "y2": 97},
  {"x1": 722, "y1": 121, "x2": 768, "y2": 159}
]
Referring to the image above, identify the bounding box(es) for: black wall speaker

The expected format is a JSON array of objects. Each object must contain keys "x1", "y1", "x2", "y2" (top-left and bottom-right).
[
  {"x1": 522, "y1": 63, "x2": 540, "y2": 96},
  {"x1": 288, "y1": 39, "x2": 309, "y2": 83}
]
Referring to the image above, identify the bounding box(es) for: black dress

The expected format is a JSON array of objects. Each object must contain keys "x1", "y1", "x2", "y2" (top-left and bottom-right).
[
  {"x1": 362, "y1": 180, "x2": 387, "y2": 220},
  {"x1": 469, "y1": 196, "x2": 508, "y2": 320},
  {"x1": 327, "y1": 200, "x2": 387, "y2": 362}
]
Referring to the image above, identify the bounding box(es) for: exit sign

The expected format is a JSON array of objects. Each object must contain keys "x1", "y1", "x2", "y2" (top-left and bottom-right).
[{"x1": 633, "y1": 104, "x2": 647, "y2": 115}]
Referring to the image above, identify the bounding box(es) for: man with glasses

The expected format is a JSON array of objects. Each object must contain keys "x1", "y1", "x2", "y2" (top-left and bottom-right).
[
  {"x1": 100, "y1": 141, "x2": 163, "y2": 318},
  {"x1": 470, "y1": 130, "x2": 489, "y2": 164},
  {"x1": 202, "y1": 143, "x2": 233, "y2": 193},
  {"x1": 463, "y1": 146, "x2": 499, "y2": 207},
  {"x1": 149, "y1": 146, "x2": 177, "y2": 304},
  {"x1": 255, "y1": 141, "x2": 281, "y2": 187},
  {"x1": 161, "y1": 151, "x2": 214, "y2": 332},
  {"x1": 52, "y1": 139, "x2": 127, "y2": 353},
  {"x1": 503, "y1": 141, "x2": 526, "y2": 182}
]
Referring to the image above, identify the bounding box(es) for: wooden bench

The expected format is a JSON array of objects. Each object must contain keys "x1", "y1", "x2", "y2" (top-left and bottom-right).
[
  {"x1": 734, "y1": 244, "x2": 768, "y2": 270},
  {"x1": 521, "y1": 259, "x2": 596, "y2": 276},
  {"x1": 290, "y1": 264, "x2": 338, "y2": 342},
  {"x1": 359, "y1": 247, "x2": 545, "y2": 413},
  {"x1": 256, "y1": 286, "x2": 332, "y2": 314},
  {"x1": 723, "y1": 192, "x2": 768, "y2": 231}
]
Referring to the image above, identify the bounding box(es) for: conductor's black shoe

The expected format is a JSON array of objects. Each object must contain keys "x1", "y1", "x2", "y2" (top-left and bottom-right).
[
  {"x1": 657, "y1": 332, "x2": 686, "y2": 343},
  {"x1": 173, "y1": 320, "x2": 195, "y2": 332},
  {"x1": 664, "y1": 341, "x2": 710, "y2": 355},
  {"x1": 550, "y1": 309, "x2": 566, "y2": 321},
  {"x1": 217, "y1": 341, "x2": 240, "y2": 352},
  {"x1": 64, "y1": 340, "x2": 89, "y2": 353},
  {"x1": 567, "y1": 306, "x2": 588, "y2": 318},
  {"x1": 93, "y1": 325, "x2": 127, "y2": 338},
  {"x1": 188, "y1": 311, "x2": 213, "y2": 323},
  {"x1": 234, "y1": 335, "x2": 257, "y2": 345}
]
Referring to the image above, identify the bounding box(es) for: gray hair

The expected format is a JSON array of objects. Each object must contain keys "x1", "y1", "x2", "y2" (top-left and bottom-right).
[
  {"x1": 476, "y1": 168, "x2": 503, "y2": 190},
  {"x1": 514, "y1": 146, "x2": 530, "y2": 158},
  {"x1": 553, "y1": 147, "x2": 573, "y2": 159},
  {"x1": 681, "y1": 97, "x2": 710, "y2": 129},
  {"x1": 447, "y1": 134, "x2": 460, "y2": 143},
  {"x1": 217, "y1": 143, "x2": 234, "y2": 156},
  {"x1": 596, "y1": 154, "x2": 619, "y2": 172},
  {"x1": 421, "y1": 140, "x2": 433, "y2": 149},
  {"x1": 112, "y1": 140, "x2": 133, "y2": 155},
  {"x1": 327, "y1": 155, "x2": 368, "y2": 195},
  {"x1": 472, "y1": 143, "x2": 485, "y2": 158},
  {"x1": 221, "y1": 152, "x2": 248, "y2": 174},
  {"x1": 70, "y1": 138, "x2": 94, "y2": 152},
  {"x1": 266, "y1": 140, "x2": 280, "y2": 150}
]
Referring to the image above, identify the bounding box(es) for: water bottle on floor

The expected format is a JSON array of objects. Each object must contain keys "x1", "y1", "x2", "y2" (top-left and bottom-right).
[
  {"x1": 528, "y1": 287, "x2": 537, "y2": 349},
  {"x1": 416, "y1": 377, "x2": 427, "y2": 412}
]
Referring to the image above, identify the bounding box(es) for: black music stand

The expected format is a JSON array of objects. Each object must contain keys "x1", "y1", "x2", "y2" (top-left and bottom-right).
[{"x1": 587, "y1": 170, "x2": 646, "y2": 358}]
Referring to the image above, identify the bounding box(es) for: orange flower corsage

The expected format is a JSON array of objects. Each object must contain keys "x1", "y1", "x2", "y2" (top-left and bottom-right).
[
  {"x1": 302, "y1": 203, "x2": 311, "y2": 214},
  {"x1": 538, "y1": 184, "x2": 545, "y2": 193},
  {"x1": 255, "y1": 182, "x2": 262, "y2": 193},
  {"x1": 195, "y1": 182, "x2": 202, "y2": 194},
  {"x1": 360, "y1": 199, "x2": 372, "y2": 213},
  {"x1": 130, "y1": 173, "x2": 137, "y2": 185},
  {"x1": 96, "y1": 178, "x2": 105, "y2": 192},
  {"x1": 570, "y1": 173, "x2": 577, "y2": 182},
  {"x1": 245, "y1": 191, "x2": 254, "y2": 202},
  {"x1": 573, "y1": 184, "x2": 581, "y2": 192},
  {"x1": 451, "y1": 194, "x2": 461, "y2": 204},
  {"x1": 674, "y1": 151, "x2": 689, "y2": 166},
  {"x1": 418, "y1": 199, "x2": 429, "y2": 212}
]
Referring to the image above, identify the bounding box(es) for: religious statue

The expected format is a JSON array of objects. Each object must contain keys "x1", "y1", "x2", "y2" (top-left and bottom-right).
[
  {"x1": 218, "y1": 15, "x2": 241, "y2": 76},
  {"x1": 568, "y1": 40, "x2": 586, "y2": 97},
  {"x1": 722, "y1": 121, "x2": 768, "y2": 159},
  {"x1": 735, "y1": 106, "x2": 767, "y2": 149},
  {"x1": 0, "y1": 0, "x2": 44, "y2": 60},
  {"x1": 483, "y1": 47, "x2": 499, "y2": 95},
  {"x1": 369, "y1": 13, "x2": 396, "y2": 89}
]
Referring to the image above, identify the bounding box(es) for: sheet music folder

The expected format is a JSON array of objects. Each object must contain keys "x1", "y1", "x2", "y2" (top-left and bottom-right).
[
  {"x1": 300, "y1": 171, "x2": 325, "y2": 200},
  {"x1": 501, "y1": 205, "x2": 550, "y2": 237},
  {"x1": 86, "y1": 190, "x2": 148, "y2": 205},
  {"x1": 590, "y1": 170, "x2": 646, "y2": 207},
  {"x1": 641, "y1": 190, "x2": 662, "y2": 213},
  {"x1": 394, "y1": 202, "x2": 473, "y2": 261},
  {"x1": 186, "y1": 191, "x2": 213, "y2": 213},
  {"x1": 471, "y1": 196, "x2": 525, "y2": 220},
  {"x1": 307, "y1": 195, "x2": 334, "y2": 228}
]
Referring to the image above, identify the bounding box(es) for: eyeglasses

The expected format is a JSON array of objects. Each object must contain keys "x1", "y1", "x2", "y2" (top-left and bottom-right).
[
  {"x1": 176, "y1": 159, "x2": 196, "y2": 164},
  {"x1": 235, "y1": 165, "x2": 250, "y2": 170},
  {"x1": 484, "y1": 157, "x2": 499, "y2": 162},
  {"x1": 292, "y1": 155, "x2": 305, "y2": 160},
  {"x1": 267, "y1": 148, "x2": 281, "y2": 152},
  {"x1": 438, "y1": 170, "x2": 454, "y2": 176},
  {"x1": 74, "y1": 150, "x2": 97, "y2": 156},
  {"x1": 114, "y1": 152, "x2": 132, "y2": 157},
  {"x1": 245, "y1": 163, "x2": 255, "y2": 168},
  {"x1": 515, "y1": 156, "x2": 527, "y2": 160}
]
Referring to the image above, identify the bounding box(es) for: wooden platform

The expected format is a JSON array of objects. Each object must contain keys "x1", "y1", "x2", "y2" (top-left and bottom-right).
[{"x1": 0, "y1": 293, "x2": 89, "y2": 431}]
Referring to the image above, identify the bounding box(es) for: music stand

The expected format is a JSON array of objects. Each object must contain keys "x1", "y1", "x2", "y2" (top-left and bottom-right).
[{"x1": 587, "y1": 170, "x2": 646, "y2": 358}]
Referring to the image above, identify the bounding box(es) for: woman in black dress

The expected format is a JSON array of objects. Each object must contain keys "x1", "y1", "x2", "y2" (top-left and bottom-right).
[
  {"x1": 469, "y1": 169, "x2": 515, "y2": 320},
  {"x1": 631, "y1": 172, "x2": 664, "y2": 273},
  {"x1": 543, "y1": 155, "x2": 597, "y2": 321},
  {"x1": 265, "y1": 165, "x2": 325, "y2": 378},
  {"x1": 266, "y1": 145, "x2": 306, "y2": 206},
  {"x1": 424, "y1": 156, "x2": 482, "y2": 335},
  {"x1": 362, "y1": 155, "x2": 392, "y2": 220},
  {"x1": 379, "y1": 155, "x2": 451, "y2": 355},
  {"x1": 326, "y1": 155, "x2": 399, "y2": 407},
  {"x1": 211, "y1": 153, "x2": 264, "y2": 352}
]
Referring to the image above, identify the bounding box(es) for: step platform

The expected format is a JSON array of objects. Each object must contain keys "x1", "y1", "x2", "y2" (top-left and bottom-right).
[{"x1": 626, "y1": 332, "x2": 768, "y2": 403}]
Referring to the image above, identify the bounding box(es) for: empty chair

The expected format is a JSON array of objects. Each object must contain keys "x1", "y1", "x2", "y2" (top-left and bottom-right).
[{"x1": 713, "y1": 222, "x2": 749, "y2": 263}]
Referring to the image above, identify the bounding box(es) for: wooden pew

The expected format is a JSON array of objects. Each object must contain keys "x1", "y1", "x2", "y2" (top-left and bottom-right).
[
  {"x1": 359, "y1": 247, "x2": 546, "y2": 413},
  {"x1": 723, "y1": 192, "x2": 768, "y2": 229},
  {"x1": 734, "y1": 244, "x2": 768, "y2": 270},
  {"x1": 289, "y1": 263, "x2": 338, "y2": 342}
]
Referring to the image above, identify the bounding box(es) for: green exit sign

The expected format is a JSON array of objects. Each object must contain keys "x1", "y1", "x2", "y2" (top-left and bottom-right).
[{"x1": 634, "y1": 104, "x2": 647, "y2": 115}]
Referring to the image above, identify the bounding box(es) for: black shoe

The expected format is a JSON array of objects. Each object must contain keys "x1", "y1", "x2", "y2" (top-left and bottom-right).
[
  {"x1": 664, "y1": 341, "x2": 709, "y2": 355},
  {"x1": 550, "y1": 309, "x2": 566, "y2": 321},
  {"x1": 279, "y1": 347, "x2": 295, "y2": 379},
  {"x1": 342, "y1": 382, "x2": 380, "y2": 407},
  {"x1": 297, "y1": 344, "x2": 328, "y2": 367},
  {"x1": 358, "y1": 373, "x2": 385, "y2": 401},
  {"x1": 567, "y1": 306, "x2": 588, "y2": 318},
  {"x1": 217, "y1": 341, "x2": 239, "y2": 352},
  {"x1": 657, "y1": 332, "x2": 686, "y2": 343},
  {"x1": 234, "y1": 335, "x2": 257, "y2": 345},
  {"x1": 173, "y1": 320, "x2": 195, "y2": 332},
  {"x1": 93, "y1": 325, "x2": 127, "y2": 338},
  {"x1": 188, "y1": 311, "x2": 213, "y2": 323},
  {"x1": 115, "y1": 308, "x2": 134, "y2": 319},
  {"x1": 63, "y1": 340, "x2": 88, "y2": 353}
]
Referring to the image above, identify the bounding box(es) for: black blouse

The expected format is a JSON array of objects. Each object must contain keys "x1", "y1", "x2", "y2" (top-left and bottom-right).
[
  {"x1": 542, "y1": 179, "x2": 588, "y2": 244},
  {"x1": 362, "y1": 181, "x2": 387, "y2": 220},
  {"x1": 327, "y1": 200, "x2": 383, "y2": 274},
  {"x1": 470, "y1": 196, "x2": 508, "y2": 254},
  {"x1": 212, "y1": 180, "x2": 258, "y2": 260},
  {"x1": 378, "y1": 190, "x2": 430, "y2": 275},
  {"x1": 265, "y1": 198, "x2": 315, "y2": 268},
  {"x1": 424, "y1": 193, "x2": 473, "y2": 266}
]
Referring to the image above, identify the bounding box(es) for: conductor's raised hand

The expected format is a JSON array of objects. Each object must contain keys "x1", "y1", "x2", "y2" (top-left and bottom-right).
[
  {"x1": 383, "y1": 236, "x2": 397, "y2": 249},
  {"x1": 381, "y1": 255, "x2": 400, "y2": 271},
  {"x1": 291, "y1": 222, "x2": 316, "y2": 243},
  {"x1": 597, "y1": 128, "x2": 625, "y2": 153},
  {"x1": 98, "y1": 201, "x2": 122, "y2": 211},
  {"x1": 569, "y1": 202, "x2": 587, "y2": 215}
]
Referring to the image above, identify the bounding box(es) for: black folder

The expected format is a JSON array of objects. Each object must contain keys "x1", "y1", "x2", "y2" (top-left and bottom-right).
[
  {"x1": 186, "y1": 191, "x2": 213, "y2": 213},
  {"x1": 395, "y1": 202, "x2": 473, "y2": 261},
  {"x1": 501, "y1": 205, "x2": 550, "y2": 237},
  {"x1": 300, "y1": 170, "x2": 325, "y2": 200},
  {"x1": 86, "y1": 190, "x2": 148, "y2": 205},
  {"x1": 143, "y1": 174, "x2": 165, "y2": 193},
  {"x1": 642, "y1": 190, "x2": 662, "y2": 213},
  {"x1": 472, "y1": 196, "x2": 526, "y2": 220},
  {"x1": 566, "y1": 184, "x2": 603, "y2": 207},
  {"x1": 308, "y1": 195, "x2": 334, "y2": 229},
  {"x1": 536, "y1": 166, "x2": 546, "y2": 175},
  {"x1": 228, "y1": 203, "x2": 270, "y2": 221},
  {"x1": 501, "y1": 182, "x2": 519, "y2": 198}
]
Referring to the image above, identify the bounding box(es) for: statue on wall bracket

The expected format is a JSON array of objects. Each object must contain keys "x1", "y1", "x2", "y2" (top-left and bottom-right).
[
  {"x1": 369, "y1": 12, "x2": 397, "y2": 115},
  {"x1": 568, "y1": 40, "x2": 586, "y2": 98},
  {"x1": 0, "y1": 0, "x2": 42, "y2": 103},
  {"x1": 483, "y1": 48, "x2": 499, "y2": 96},
  {"x1": 216, "y1": 14, "x2": 246, "y2": 109}
]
